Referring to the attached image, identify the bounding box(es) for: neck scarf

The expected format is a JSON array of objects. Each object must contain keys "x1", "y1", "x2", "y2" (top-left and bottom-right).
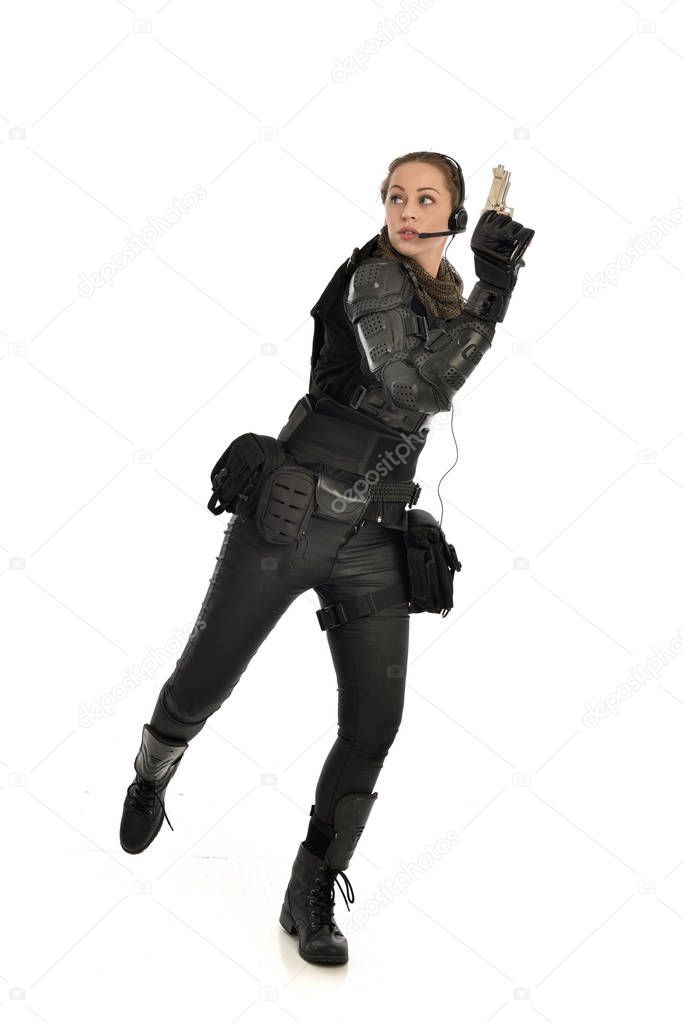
[{"x1": 372, "y1": 224, "x2": 465, "y2": 320}]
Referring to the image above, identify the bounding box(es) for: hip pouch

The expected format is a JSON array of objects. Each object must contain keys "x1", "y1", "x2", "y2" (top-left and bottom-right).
[
  {"x1": 403, "y1": 509, "x2": 462, "y2": 617},
  {"x1": 313, "y1": 469, "x2": 370, "y2": 526},
  {"x1": 207, "y1": 433, "x2": 287, "y2": 517},
  {"x1": 255, "y1": 463, "x2": 317, "y2": 545}
]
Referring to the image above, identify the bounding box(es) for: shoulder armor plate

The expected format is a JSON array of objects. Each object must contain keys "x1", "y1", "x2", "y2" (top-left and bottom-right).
[{"x1": 344, "y1": 258, "x2": 415, "y2": 321}]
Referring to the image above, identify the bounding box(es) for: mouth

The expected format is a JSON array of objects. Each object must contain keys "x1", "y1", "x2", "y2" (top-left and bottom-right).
[{"x1": 398, "y1": 229, "x2": 419, "y2": 239}]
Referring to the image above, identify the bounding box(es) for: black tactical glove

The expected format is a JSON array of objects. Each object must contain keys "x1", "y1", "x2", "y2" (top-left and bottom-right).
[
  {"x1": 464, "y1": 210, "x2": 535, "y2": 323},
  {"x1": 470, "y1": 210, "x2": 535, "y2": 291}
]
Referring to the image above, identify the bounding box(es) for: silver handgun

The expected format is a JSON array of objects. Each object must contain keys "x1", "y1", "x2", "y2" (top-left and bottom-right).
[{"x1": 483, "y1": 163, "x2": 513, "y2": 217}]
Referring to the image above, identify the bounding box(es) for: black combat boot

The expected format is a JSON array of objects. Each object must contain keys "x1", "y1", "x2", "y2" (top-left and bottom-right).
[
  {"x1": 119, "y1": 724, "x2": 188, "y2": 854},
  {"x1": 279, "y1": 791, "x2": 377, "y2": 965}
]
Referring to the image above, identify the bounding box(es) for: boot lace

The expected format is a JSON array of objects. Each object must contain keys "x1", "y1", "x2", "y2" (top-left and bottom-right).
[
  {"x1": 126, "y1": 776, "x2": 174, "y2": 831},
  {"x1": 308, "y1": 864, "x2": 355, "y2": 930}
]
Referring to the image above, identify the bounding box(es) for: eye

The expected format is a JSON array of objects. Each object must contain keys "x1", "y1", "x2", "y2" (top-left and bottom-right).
[{"x1": 389, "y1": 194, "x2": 435, "y2": 205}]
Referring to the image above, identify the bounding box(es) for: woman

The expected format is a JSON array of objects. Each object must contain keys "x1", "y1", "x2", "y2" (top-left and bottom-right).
[{"x1": 119, "y1": 151, "x2": 533, "y2": 966}]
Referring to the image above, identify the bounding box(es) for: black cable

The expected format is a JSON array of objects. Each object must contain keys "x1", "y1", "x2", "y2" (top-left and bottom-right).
[
  {"x1": 434, "y1": 233, "x2": 460, "y2": 531},
  {"x1": 435, "y1": 403, "x2": 459, "y2": 531}
]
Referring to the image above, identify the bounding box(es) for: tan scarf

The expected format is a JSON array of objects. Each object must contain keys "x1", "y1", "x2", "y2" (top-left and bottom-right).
[{"x1": 372, "y1": 224, "x2": 465, "y2": 320}]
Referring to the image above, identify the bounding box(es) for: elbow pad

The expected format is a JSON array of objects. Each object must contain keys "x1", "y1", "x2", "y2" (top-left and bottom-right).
[
  {"x1": 343, "y1": 258, "x2": 427, "y2": 375},
  {"x1": 379, "y1": 358, "x2": 452, "y2": 414},
  {"x1": 412, "y1": 316, "x2": 496, "y2": 406}
]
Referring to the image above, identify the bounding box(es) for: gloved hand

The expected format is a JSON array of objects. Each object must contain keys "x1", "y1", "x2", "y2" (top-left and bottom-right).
[{"x1": 470, "y1": 210, "x2": 535, "y2": 293}]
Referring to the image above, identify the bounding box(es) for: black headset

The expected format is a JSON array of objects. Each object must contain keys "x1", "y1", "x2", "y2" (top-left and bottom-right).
[{"x1": 428, "y1": 152, "x2": 468, "y2": 235}]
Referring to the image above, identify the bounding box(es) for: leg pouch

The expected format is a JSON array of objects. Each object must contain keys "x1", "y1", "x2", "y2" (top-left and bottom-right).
[
  {"x1": 403, "y1": 508, "x2": 462, "y2": 617},
  {"x1": 255, "y1": 464, "x2": 317, "y2": 545}
]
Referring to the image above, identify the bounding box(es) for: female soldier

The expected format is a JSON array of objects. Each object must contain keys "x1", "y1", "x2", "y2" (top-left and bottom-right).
[{"x1": 119, "y1": 151, "x2": 533, "y2": 965}]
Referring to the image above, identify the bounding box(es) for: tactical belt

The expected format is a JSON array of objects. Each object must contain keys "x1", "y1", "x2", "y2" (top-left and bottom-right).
[{"x1": 366, "y1": 480, "x2": 421, "y2": 505}]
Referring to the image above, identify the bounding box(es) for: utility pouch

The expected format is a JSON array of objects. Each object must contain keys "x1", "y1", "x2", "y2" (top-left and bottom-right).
[
  {"x1": 314, "y1": 470, "x2": 370, "y2": 526},
  {"x1": 207, "y1": 433, "x2": 286, "y2": 517},
  {"x1": 255, "y1": 464, "x2": 317, "y2": 545},
  {"x1": 403, "y1": 508, "x2": 462, "y2": 617}
]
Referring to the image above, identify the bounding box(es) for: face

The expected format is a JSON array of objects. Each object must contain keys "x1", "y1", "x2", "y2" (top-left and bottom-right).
[{"x1": 384, "y1": 161, "x2": 453, "y2": 265}]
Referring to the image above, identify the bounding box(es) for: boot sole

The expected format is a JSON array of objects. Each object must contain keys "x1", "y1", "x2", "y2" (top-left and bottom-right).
[{"x1": 279, "y1": 905, "x2": 348, "y2": 965}]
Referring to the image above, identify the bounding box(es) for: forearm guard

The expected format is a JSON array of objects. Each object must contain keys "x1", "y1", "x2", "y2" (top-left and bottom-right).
[{"x1": 463, "y1": 279, "x2": 511, "y2": 323}]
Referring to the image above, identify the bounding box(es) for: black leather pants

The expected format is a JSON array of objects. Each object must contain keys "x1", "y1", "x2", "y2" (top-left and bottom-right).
[{"x1": 148, "y1": 508, "x2": 411, "y2": 826}]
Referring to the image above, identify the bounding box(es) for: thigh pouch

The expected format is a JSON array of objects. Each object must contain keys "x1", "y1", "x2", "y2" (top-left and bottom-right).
[{"x1": 402, "y1": 508, "x2": 462, "y2": 617}]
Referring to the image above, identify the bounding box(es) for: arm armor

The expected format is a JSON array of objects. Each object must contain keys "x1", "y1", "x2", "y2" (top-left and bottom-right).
[{"x1": 344, "y1": 257, "x2": 497, "y2": 414}]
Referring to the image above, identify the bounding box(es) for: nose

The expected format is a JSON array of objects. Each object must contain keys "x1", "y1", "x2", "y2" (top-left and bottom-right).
[{"x1": 400, "y1": 199, "x2": 419, "y2": 220}]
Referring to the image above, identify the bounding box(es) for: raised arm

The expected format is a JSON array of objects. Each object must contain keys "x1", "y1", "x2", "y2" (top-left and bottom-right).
[{"x1": 344, "y1": 211, "x2": 534, "y2": 414}]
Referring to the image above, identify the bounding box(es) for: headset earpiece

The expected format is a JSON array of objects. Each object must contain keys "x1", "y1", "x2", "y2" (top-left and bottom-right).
[{"x1": 431, "y1": 152, "x2": 468, "y2": 235}]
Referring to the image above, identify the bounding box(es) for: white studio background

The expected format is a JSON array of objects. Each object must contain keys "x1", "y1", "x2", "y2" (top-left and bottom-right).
[{"x1": 1, "y1": 0, "x2": 683, "y2": 1019}]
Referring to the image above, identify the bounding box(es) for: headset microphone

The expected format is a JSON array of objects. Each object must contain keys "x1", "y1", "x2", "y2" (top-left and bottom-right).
[{"x1": 416, "y1": 228, "x2": 456, "y2": 238}]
